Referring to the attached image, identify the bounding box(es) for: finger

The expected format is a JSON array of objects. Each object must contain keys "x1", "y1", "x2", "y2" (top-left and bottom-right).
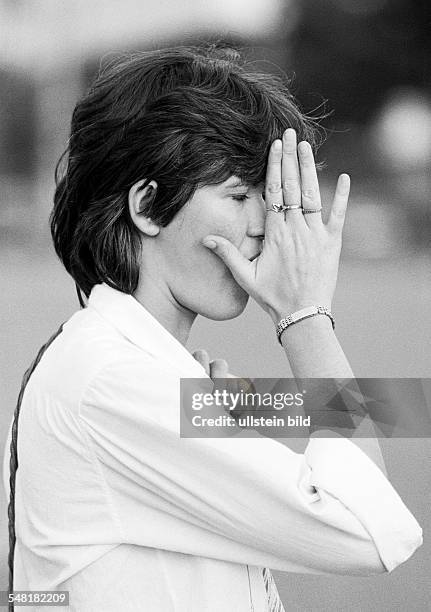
[
  {"x1": 280, "y1": 130, "x2": 308, "y2": 231},
  {"x1": 192, "y1": 349, "x2": 210, "y2": 375},
  {"x1": 264, "y1": 139, "x2": 285, "y2": 234},
  {"x1": 226, "y1": 376, "x2": 256, "y2": 419},
  {"x1": 297, "y1": 140, "x2": 323, "y2": 230},
  {"x1": 201, "y1": 235, "x2": 254, "y2": 292},
  {"x1": 281, "y1": 129, "x2": 305, "y2": 229},
  {"x1": 210, "y1": 359, "x2": 231, "y2": 413},
  {"x1": 210, "y1": 358, "x2": 229, "y2": 380},
  {"x1": 327, "y1": 174, "x2": 350, "y2": 234}
]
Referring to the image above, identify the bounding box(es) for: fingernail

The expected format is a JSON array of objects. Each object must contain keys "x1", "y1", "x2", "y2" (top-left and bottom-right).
[{"x1": 202, "y1": 239, "x2": 216, "y2": 249}]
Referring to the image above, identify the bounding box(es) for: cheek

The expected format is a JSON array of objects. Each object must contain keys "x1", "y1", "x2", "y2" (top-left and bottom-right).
[
  {"x1": 192, "y1": 221, "x2": 243, "y2": 280},
  {"x1": 191, "y1": 208, "x2": 245, "y2": 248},
  {"x1": 190, "y1": 213, "x2": 246, "y2": 285},
  {"x1": 166, "y1": 200, "x2": 246, "y2": 280}
]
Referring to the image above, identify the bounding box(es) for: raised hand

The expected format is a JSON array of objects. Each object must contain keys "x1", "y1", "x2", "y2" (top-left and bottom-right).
[{"x1": 202, "y1": 128, "x2": 350, "y2": 325}]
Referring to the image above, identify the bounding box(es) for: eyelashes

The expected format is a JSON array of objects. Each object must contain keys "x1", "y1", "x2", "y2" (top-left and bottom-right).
[{"x1": 231, "y1": 192, "x2": 266, "y2": 203}]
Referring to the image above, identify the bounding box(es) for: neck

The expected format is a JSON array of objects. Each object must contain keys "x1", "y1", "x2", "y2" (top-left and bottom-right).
[{"x1": 133, "y1": 272, "x2": 197, "y2": 346}]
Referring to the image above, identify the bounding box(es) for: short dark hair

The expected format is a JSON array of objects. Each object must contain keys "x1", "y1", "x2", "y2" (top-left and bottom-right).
[{"x1": 50, "y1": 43, "x2": 322, "y2": 304}]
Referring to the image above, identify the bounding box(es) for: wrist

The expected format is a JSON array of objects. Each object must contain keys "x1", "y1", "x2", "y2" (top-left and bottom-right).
[
  {"x1": 276, "y1": 307, "x2": 335, "y2": 346},
  {"x1": 268, "y1": 302, "x2": 332, "y2": 326}
]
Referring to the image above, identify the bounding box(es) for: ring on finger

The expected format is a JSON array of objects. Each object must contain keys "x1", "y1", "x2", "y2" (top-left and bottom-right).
[
  {"x1": 266, "y1": 202, "x2": 286, "y2": 213},
  {"x1": 266, "y1": 203, "x2": 303, "y2": 213},
  {"x1": 302, "y1": 207, "x2": 322, "y2": 214}
]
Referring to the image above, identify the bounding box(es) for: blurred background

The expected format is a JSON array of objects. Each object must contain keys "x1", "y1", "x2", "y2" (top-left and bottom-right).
[{"x1": 1, "y1": 1, "x2": 430, "y2": 610}]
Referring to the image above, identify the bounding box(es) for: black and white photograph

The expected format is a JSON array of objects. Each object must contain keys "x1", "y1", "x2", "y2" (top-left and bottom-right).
[{"x1": 1, "y1": 1, "x2": 430, "y2": 611}]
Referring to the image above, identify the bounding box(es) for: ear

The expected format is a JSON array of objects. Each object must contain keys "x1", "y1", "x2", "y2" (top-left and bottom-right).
[{"x1": 128, "y1": 179, "x2": 160, "y2": 237}]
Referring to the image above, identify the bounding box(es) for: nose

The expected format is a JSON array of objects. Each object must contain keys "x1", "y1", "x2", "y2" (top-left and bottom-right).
[{"x1": 246, "y1": 193, "x2": 266, "y2": 240}]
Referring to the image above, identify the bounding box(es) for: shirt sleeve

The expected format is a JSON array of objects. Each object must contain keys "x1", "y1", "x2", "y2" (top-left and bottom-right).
[{"x1": 78, "y1": 355, "x2": 423, "y2": 577}]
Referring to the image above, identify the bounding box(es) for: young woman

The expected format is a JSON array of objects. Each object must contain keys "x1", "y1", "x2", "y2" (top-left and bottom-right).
[{"x1": 5, "y1": 45, "x2": 422, "y2": 612}]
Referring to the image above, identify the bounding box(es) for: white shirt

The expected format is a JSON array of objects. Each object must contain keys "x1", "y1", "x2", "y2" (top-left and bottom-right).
[{"x1": 3, "y1": 283, "x2": 423, "y2": 612}]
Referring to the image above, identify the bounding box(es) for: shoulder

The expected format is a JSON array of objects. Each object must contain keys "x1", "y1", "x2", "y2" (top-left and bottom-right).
[{"x1": 23, "y1": 305, "x2": 173, "y2": 419}]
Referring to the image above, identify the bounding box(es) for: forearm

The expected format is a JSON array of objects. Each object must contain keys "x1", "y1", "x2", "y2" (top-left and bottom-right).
[
  {"x1": 278, "y1": 314, "x2": 352, "y2": 378},
  {"x1": 276, "y1": 313, "x2": 388, "y2": 475}
]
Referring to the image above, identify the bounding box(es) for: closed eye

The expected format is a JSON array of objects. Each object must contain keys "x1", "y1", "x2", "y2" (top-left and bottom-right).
[{"x1": 231, "y1": 194, "x2": 250, "y2": 202}]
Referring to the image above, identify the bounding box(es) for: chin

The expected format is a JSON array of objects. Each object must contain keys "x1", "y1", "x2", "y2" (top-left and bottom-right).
[{"x1": 199, "y1": 286, "x2": 249, "y2": 321}]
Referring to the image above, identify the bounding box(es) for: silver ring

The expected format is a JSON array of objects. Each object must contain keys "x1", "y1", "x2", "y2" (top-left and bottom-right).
[
  {"x1": 266, "y1": 203, "x2": 303, "y2": 213},
  {"x1": 302, "y1": 208, "x2": 322, "y2": 214},
  {"x1": 266, "y1": 202, "x2": 285, "y2": 213}
]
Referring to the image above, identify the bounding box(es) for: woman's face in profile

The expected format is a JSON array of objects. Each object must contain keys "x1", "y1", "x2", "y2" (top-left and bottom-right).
[{"x1": 153, "y1": 176, "x2": 265, "y2": 320}]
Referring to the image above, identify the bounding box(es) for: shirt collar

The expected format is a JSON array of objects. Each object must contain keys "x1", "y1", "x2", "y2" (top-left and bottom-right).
[{"x1": 87, "y1": 283, "x2": 207, "y2": 378}]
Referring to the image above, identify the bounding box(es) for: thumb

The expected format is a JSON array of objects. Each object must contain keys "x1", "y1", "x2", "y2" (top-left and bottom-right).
[{"x1": 202, "y1": 235, "x2": 253, "y2": 290}]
